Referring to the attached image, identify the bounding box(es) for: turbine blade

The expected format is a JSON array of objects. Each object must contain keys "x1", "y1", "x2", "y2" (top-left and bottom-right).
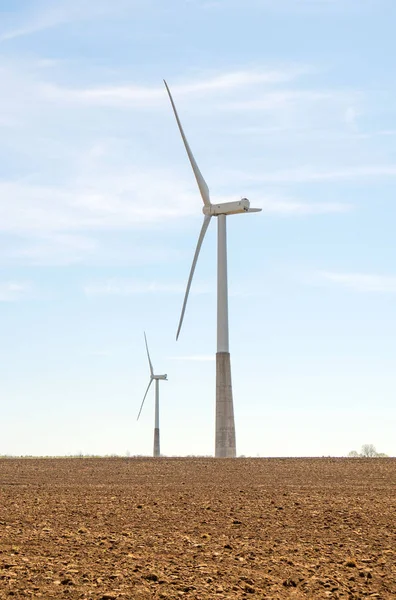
[
  {"x1": 247, "y1": 207, "x2": 262, "y2": 213},
  {"x1": 144, "y1": 332, "x2": 154, "y2": 376},
  {"x1": 164, "y1": 80, "x2": 211, "y2": 207},
  {"x1": 137, "y1": 378, "x2": 153, "y2": 421},
  {"x1": 176, "y1": 215, "x2": 212, "y2": 340}
]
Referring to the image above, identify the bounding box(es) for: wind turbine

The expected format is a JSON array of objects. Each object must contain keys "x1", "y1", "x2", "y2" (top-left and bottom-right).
[
  {"x1": 137, "y1": 332, "x2": 167, "y2": 457},
  {"x1": 164, "y1": 80, "x2": 261, "y2": 458}
]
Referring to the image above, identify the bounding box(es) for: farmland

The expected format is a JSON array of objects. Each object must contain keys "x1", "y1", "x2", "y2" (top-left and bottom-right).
[{"x1": 1, "y1": 458, "x2": 395, "y2": 599}]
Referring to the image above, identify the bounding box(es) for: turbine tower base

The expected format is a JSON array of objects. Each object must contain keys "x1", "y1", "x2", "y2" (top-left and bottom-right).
[
  {"x1": 215, "y1": 352, "x2": 236, "y2": 458},
  {"x1": 153, "y1": 428, "x2": 160, "y2": 458}
]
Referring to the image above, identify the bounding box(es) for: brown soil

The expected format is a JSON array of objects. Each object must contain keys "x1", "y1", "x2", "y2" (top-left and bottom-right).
[{"x1": 0, "y1": 457, "x2": 395, "y2": 599}]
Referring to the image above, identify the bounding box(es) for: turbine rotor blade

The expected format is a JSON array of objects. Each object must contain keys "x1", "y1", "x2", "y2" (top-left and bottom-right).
[
  {"x1": 164, "y1": 80, "x2": 211, "y2": 207},
  {"x1": 176, "y1": 215, "x2": 212, "y2": 340},
  {"x1": 137, "y1": 378, "x2": 153, "y2": 421},
  {"x1": 144, "y1": 332, "x2": 154, "y2": 376},
  {"x1": 247, "y1": 207, "x2": 262, "y2": 213}
]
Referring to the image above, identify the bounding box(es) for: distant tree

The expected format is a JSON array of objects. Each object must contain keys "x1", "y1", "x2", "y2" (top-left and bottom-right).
[
  {"x1": 348, "y1": 450, "x2": 360, "y2": 458},
  {"x1": 361, "y1": 444, "x2": 378, "y2": 458}
]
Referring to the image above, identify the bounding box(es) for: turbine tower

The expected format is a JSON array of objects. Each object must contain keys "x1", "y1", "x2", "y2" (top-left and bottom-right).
[
  {"x1": 164, "y1": 80, "x2": 261, "y2": 458},
  {"x1": 137, "y1": 332, "x2": 167, "y2": 457}
]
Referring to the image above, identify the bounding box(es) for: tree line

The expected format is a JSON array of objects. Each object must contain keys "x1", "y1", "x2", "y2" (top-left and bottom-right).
[{"x1": 348, "y1": 444, "x2": 388, "y2": 458}]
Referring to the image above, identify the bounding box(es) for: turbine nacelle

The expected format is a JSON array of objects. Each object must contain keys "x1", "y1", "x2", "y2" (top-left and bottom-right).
[
  {"x1": 203, "y1": 198, "x2": 250, "y2": 216},
  {"x1": 153, "y1": 374, "x2": 168, "y2": 381}
]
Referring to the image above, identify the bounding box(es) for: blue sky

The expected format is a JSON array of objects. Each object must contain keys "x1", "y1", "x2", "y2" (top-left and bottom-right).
[{"x1": 1, "y1": 0, "x2": 395, "y2": 457}]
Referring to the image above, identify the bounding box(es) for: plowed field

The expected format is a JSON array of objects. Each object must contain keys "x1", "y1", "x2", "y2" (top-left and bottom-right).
[{"x1": 1, "y1": 458, "x2": 395, "y2": 599}]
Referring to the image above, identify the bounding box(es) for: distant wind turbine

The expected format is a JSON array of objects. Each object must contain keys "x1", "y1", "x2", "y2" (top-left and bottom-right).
[
  {"x1": 164, "y1": 80, "x2": 261, "y2": 458},
  {"x1": 137, "y1": 332, "x2": 167, "y2": 457}
]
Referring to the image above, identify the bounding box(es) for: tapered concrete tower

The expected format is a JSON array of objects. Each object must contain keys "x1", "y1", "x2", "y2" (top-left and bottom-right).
[
  {"x1": 137, "y1": 333, "x2": 167, "y2": 457},
  {"x1": 215, "y1": 215, "x2": 236, "y2": 457},
  {"x1": 164, "y1": 80, "x2": 261, "y2": 458}
]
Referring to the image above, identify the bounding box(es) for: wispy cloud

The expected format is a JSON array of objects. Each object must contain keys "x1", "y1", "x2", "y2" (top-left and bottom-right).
[
  {"x1": 0, "y1": 281, "x2": 31, "y2": 302},
  {"x1": 316, "y1": 271, "x2": 396, "y2": 293},
  {"x1": 83, "y1": 279, "x2": 209, "y2": 297},
  {"x1": 0, "y1": 168, "x2": 352, "y2": 242},
  {"x1": 0, "y1": 174, "x2": 197, "y2": 234},
  {"x1": 1, "y1": 233, "x2": 182, "y2": 267},
  {"x1": 84, "y1": 281, "x2": 184, "y2": 297},
  {"x1": 358, "y1": 129, "x2": 396, "y2": 139},
  {"x1": 86, "y1": 350, "x2": 112, "y2": 357},
  {"x1": 224, "y1": 90, "x2": 334, "y2": 112},
  {"x1": 0, "y1": 0, "x2": 363, "y2": 44},
  {"x1": 41, "y1": 67, "x2": 309, "y2": 108},
  {"x1": 344, "y1": 106, "x2": 360, "y2": 132},
  {"x1": 200, "y1": 0, "x2": 377, "y2": 14},
  {"x1": 241, "y1": 164, "x2": 396, "y2": 184},
  {"x1": 168, "y1": 355, "x2": 215, "y2": 361},
  {"x1": 0, "y1": 1, "x2": 137, "y2": 42},
  {"x1": 0, "y1": 3, "x2": 85, "y2": 42},
  {"x1": 2, "y1": 233, "x2": 98, "y2": 266},
  {"x1": 0, "y1": 43, "x2": 391, "y2": 276},
  {"x1": 260, "y1": 196, "x2": 351, "y2": 214}
]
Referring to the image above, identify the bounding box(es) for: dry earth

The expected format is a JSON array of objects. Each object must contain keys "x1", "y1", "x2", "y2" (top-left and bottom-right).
[{"x1": 0, "y1": 457, "x2": 395, "y2": 599}]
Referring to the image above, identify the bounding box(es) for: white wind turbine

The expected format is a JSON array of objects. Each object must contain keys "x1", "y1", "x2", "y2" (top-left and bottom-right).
[
  {"x1": 164, "y1": 80, "x2": 261, "y2": 458},
  {"x1": 137, "y1": 332, "x2": 167, "y2": 457}
]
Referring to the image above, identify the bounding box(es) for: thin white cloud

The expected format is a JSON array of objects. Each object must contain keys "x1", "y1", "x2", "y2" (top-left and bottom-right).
[
  {"x1": 224, "y1": 90, "x2": 334, "y2": 111},
  {"x1": 0, "y1": 281, "x2": 31, "y2": 301},
  {"x1": 317, "y1": 271, "x2": 396, "y2": 293},
  {"x1": 242, "y1": 164, "x2": 396, "y2": 184},
  {"x1": 0, "y1": 174, "x2": 197, "y2": 234},
  {"x1": 344, "y1": 106, "x2": 360, "y2": 132},
  {"x1": 84, "y1": 281, "x2": 184, "y2": 296},
  {"x1": 168, "y1": 355, "x2": 215, "y2": 361},
  {"x1": 0, "y1": 187, "x2": 349, "y2": 269},
  {"x1": 200, "y1": 0, "x2": 377, "y2": 13},
  {"x1": 260, "y1": 197, "x2": 351, "y2": 214},
  {"x1": 0, "y1": 50, "x2": 390, "y2": 274},
  {"x1": 40, "y1": 67, "x2": 309, "y2": 108},
  {"x1": 0, "y1": 1, "x2": 139, "y2": 42},
  {"x1": 0, "y1": 171, "x2": 350, "y2": 242},
  {"x1": 83, "y1": 279, "x2": 209, "y2": 297},
  {"x1": 3, "y1": 233, "x2": 98, "y2": 266},
  {"x1": 1, "y1": 233, "x2": 183, "y2": 267},
  {"x1": 0, "y1": 2, "x2": 90, "y2": 42},
  {"x1": 358, "y1": 129, "x2": 396, "y2": 139},
  {"x1": 0, "y1": 0, "x2": 362, "y2": 43},
  {"x1": 86, "y1": 350, "x2": 112, "y2": 357}
]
